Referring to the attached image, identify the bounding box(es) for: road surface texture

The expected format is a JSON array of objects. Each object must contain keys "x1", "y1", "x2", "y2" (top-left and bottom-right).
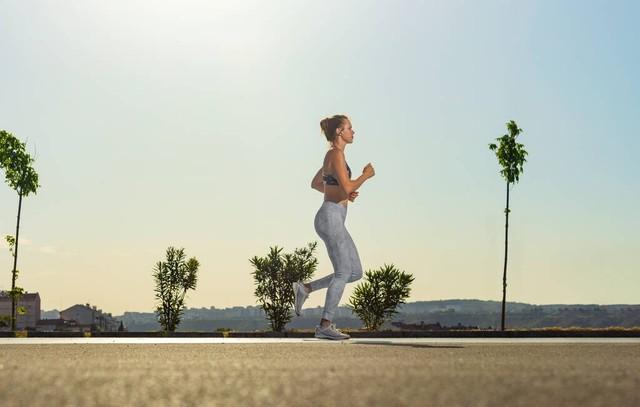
[{"x1": 1, "y1": 340, "x2": 638, "y2": 406}]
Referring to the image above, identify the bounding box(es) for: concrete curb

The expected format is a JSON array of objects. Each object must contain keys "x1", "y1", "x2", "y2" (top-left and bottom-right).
[{"x1": 2, "y1": 329, "x2": 640, "y2": 338}]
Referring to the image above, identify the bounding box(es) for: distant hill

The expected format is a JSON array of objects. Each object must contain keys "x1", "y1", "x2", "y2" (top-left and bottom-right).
[{"x1": 43, "y1": 300, "x2": 640, "y2": 331}]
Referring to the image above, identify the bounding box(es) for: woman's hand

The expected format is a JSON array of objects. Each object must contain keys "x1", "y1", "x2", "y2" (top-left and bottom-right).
[
  {"x1": 363, "y1": 163, "x2": 375, "y2": 179},
  {"x1": 348, "y1": 191, "x2": 359, "y2": 202}
]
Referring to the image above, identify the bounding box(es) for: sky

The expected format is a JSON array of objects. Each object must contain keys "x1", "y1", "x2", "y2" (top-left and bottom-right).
[{"x1": 1, "y1": 0, "x2": 638, "y2": 315}]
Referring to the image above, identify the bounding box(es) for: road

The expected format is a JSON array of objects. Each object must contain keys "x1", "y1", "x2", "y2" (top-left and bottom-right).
[{"x1": 1, "y1": 339, "x2": 638, "y2": 406}]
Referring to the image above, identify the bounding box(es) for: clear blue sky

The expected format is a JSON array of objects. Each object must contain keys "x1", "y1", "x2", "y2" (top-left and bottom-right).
[{"x1": 1, "y1": 1, "x2": 638, "y2": 314}]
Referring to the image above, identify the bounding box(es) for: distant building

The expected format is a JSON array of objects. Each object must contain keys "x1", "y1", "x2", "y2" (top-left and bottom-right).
[
  {"x1": 60, "y1": 303, "x2": 120, "y2": 331},
  {"x1": 41, "y1": 309, "x2": 60, "y2": 319},
  {"x1": 36, "y1": 318, "x2": 80, "y2": 332},
  {"x1": 0, "y1": 291, "x2": 41, "y2": 330},
  {"x1": 391, "y1": 321, "x2": 480, "y2": 331}
]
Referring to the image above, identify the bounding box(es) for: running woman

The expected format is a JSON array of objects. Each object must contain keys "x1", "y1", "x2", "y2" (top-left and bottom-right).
[{"x1": 293, "y1": 114, "x2": 375, "y2": 340}]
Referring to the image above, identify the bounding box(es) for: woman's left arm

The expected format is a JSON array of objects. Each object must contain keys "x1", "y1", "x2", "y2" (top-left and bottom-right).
[{"x1": 311, "y1": 167, "x2": 325, "y2": 193}]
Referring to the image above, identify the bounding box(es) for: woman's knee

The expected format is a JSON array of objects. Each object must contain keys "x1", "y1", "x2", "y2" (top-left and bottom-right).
[
  {"x1": 347, "y1": 250, "x2": 363, "y2": 283},
  {"x1": 348, "y1": 266, "x2": 363, "y2": 283},
  {"x1": 328, "y1": 273, "x2": 350, "y2": 291}
]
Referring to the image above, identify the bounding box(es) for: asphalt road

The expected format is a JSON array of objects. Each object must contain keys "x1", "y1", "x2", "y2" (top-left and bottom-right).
[{"x1": 2, "y1": 341, "x2": 639, "y2": 406}]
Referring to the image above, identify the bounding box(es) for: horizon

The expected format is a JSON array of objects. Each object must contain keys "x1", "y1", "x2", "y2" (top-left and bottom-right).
[
  {"x1": 1, "y1": 1, "x2": 638, "y2": 316},
  {"x1": 32, "y1": 297, "x2": 640, "y2": 316}
]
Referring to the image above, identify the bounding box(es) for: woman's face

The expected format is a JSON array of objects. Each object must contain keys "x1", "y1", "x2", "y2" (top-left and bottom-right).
[{"x1": 338, "y1": 120, "x2": 355, "y2": 143}]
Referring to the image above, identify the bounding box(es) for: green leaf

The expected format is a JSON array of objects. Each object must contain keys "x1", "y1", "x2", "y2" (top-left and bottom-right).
[{"x1": 489, "y1": 121, "x2": 528, "y2": 184}]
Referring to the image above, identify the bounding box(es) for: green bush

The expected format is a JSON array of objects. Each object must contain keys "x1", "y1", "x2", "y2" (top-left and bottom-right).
[
  {"x1": 250, "y1": 242, "x2": 318, "y2": 332},
  {"x1": 152, "y1": 247, "x2": 200, "y2": 332},
  {"x1": 348, "y1": 264, "x2": 414, "y2": 331}
]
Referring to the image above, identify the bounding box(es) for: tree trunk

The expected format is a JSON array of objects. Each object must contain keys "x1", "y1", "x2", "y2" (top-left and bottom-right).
[
  {"x1": 11, "y1": 193, "x2": 23, "y2": 331},
  {"x1": 501, "y1": 182, "x2": 510, "y2": 331}
]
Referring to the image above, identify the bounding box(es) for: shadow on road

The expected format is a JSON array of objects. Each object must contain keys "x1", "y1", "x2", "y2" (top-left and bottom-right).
[{"x1": 351, "y1": 341, "x2": 464, "y2": 349}]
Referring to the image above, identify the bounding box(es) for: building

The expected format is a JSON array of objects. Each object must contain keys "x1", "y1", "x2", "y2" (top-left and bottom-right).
[
  {"x1": 0, "y1": 291, "x2": 41, "y2": 330},
  {"x1": 36, "y1": 318, "x2": 80, "y2": 332},
  {"x1": 60, "y1": 303, "x2": 120, "y2": 331}
]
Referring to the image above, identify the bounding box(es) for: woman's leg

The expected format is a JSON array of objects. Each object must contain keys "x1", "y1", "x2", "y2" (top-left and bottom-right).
[
  {"x1": 319, "y1": 228, "x2": 364, "y2": 324},
  {"x1": 308, "y1": 228, "x2": 362, "y2": 291},
  {"x1": 319, "y1": 218, "x2": 360, "y2": 322},
  {"x1": 345, "y1": 229, "x2": 363, "y2": 283},
  {"x1": 309, "y1": 202, "x2": 364, "y2": 328},
  {"x1": 308, "y1": 217, "x2": 342, "y2": 292},
  {"x1": 307, "y1": 273, "x2": 333, "y2": 292},
  {"x1": 310, "y1": 203, "x2": 351, "y2": 323}
]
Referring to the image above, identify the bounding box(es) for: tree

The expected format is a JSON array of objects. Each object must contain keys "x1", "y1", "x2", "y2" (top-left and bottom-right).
[
  {"x1": 0, "y1": 130, "x2": 40, "y2": 331},
  {"x1": 250, "y1": 242, "x2": 318, "y2": 332},
  {"x1": 152, "y1": 247, "x2": 200, "y2": 332},
  {"x1": 348, "y1": 264, "x2": 414, "y2": 331},
  {"x1": 489, "y1": 120, "x2": 528, "y2": 331}
]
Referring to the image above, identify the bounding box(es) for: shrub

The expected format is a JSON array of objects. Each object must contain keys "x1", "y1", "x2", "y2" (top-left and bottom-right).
[
  {"x1": 348, "y1": 264, "x2": 414, "y2": 331},
  {"x1": 152, "y1": 247, "x2": 200, "y2": 332},
  {"x1": 250, "y1": 242, "x2": 318, "y2": 332}
]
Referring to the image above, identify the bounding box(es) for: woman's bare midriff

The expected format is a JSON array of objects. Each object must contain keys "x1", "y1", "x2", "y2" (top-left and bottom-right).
[{"x1": 323, "y1": 184, "x2": 349, "y2": 208}]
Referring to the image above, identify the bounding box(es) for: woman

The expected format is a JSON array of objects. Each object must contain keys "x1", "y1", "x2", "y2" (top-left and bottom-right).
[{"x1": 293, "y1": 114, "x2": 375, "y2": 340}]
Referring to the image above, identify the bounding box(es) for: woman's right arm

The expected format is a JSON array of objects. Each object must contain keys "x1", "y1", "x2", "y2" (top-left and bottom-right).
[
  {"x1": 310, "y1": 167, "x2": 325, "y2": 193},
  {"x1": 330, "y1": 150, "x2": 374, "y2": 195}
]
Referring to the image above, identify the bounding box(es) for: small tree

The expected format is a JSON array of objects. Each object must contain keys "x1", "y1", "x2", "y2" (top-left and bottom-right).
[
  {"x1": 348, "y1": 264, "x2": 414, "y2": 331},
  {"x1": 3, "y1": 237, "x2": 27, "y2": 324},
  {"x1": 152, "y1": 247, "x2": 199, "y2": 332},
  {"x1": 0, "y1": 130, "x2": 40, "y2": 331},
  {"x1": 250, "y1": 242, "x2": 318, "y2": 332},
  {"x1": 489, "y1": 120, "x2": 528, "y2": 331}
]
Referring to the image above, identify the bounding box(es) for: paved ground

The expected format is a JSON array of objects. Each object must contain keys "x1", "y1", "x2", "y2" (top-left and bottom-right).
[{"x1": 2, "y1": 340, "x2": 639, "y2": 406}]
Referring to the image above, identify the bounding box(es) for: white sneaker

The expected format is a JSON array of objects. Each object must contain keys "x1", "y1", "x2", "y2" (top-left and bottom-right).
[
  {"x1": 314, "y1": 324, "x2": 350, "y2": 340},
  {"x1": 292, "y1": 281, "x2": 309, "y2": 316}
]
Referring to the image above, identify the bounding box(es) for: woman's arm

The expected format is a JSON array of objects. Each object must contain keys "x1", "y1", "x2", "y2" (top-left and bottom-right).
[
  {"x1": 330, "y1": 150, "x2": 372, "y2": 195},
  {"x1": 311, "y1": 167, "x2": 325, "y2": 193}
]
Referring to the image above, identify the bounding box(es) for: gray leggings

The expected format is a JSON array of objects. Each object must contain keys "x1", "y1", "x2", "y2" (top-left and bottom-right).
[{"x1": 308, "y1": 201, "x2": 363, "y2": 321}]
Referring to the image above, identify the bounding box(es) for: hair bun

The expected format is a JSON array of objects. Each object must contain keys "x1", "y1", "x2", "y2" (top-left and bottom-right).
[
  {"x1": 319, "y1": 118, "x2": 329, "y2": 132},
  {"x1": 319, "y1": 114, "x2": 349, "y2": 143}
]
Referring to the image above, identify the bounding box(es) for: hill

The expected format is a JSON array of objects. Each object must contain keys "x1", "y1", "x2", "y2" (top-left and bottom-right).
[{"x1": 89, "y1": 300, "x2": 640, "y2": 331}]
